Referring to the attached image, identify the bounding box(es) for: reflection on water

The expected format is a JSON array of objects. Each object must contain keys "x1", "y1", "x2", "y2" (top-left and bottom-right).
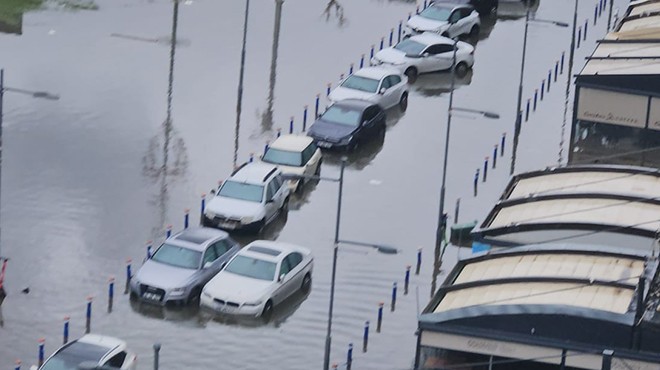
[
  {"x1": 323, "y1": 0, "x2": 346, "y2": 27},
  {"x1": 142, "y1": 0, "x2": 188, "y2": 235},
  {"x1": 322, "y1": 125, "x2": 386, "y2": 170},
  {"x1": 413, "y1": 70, "x2": 473, "y2": 97},
  {"x1": 0, "y1": 0, "x2": 97, "y2": 35},
  {"x1": 261, "y1": 0, "x2": 284, "y2": 133}
]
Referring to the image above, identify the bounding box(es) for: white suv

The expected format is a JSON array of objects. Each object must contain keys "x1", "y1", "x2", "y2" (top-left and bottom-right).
[
  {"x1": 261, "y1": 134, "x2": 322, "y2": 193},
  {"x1": 202, "y1": 162, "x2": 290, "y2": 233},
  {"x1": 405, "y1": 3, "x2": 480, "y2": 39}
]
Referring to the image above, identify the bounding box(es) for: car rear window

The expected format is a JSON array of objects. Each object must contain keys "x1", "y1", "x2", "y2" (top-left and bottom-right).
[
  {"x1": 262, "y1": 148, "x2": 303, "y2": 167},
  {"x1": 420, "y1": 6, "x2": 451, "y2": 21},
  {"x1": 40, "y1": 341, "x2": 109, "y2": 370},
  {"x1": 218, "y1": 180, "x2": 264, "y2": 203},
  {"x1": 341, "y1": 75, "x2": 379, "y2": 93},
  {"x1": 321, "y1": 105, "x2": 362, "y2": 126},
  {"x1": 394, "y1": 39, "x2": 426, "y2": 55}
]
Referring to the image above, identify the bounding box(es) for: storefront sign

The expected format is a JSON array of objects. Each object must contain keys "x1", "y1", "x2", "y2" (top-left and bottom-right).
[{"x1": 577, "y1": 88, "x2": 648, "y2": 128}]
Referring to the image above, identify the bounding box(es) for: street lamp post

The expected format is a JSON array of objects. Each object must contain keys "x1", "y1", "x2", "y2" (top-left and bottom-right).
[
  {"x1": 432, "y1": 40, "x2": 499, "y2": 297},
  {"x1": 0, "y1": 69, "x2": 59, "y2": 257},
  {"x1": 510, "y1": 2, "x2": 569, "y2": 175}
]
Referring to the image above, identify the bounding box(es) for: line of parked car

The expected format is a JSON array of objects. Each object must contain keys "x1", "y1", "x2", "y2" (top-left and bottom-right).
[{"x1": 30, "y1": 2, "x2": 497, "y2": 369}]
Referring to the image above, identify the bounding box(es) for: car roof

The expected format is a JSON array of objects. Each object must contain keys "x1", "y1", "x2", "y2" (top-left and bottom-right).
[
  {"x1": 77, "y1": 334, "x2": 126, "y2": 352},
  {"x1": 229, "y1": 162, "x2": 280, "y2": 185},
  {"x1": 269, "y1": 134, "x2": 314, "y2": 152},
  {"x1": 429, "y1": 1, "x2": 473, "y2": 10},
  {"x1": 410, "y1": 32, "x2": 454, "y2": 46},
  {"x1": 238, "y1": 240, "x2": 311, "y2": 262},
  {"x1": 169, "y1": 227, "x2": 229, "y2": 251},
  {"x1": 329, "y1": 98, "x2": 378, "y2": 111},
  {"x1": 353, "y1": 66, "x2": 401, "y2": 79}
]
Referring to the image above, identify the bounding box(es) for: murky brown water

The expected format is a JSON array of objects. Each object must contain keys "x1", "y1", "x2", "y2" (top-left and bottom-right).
[{"x1": 0, "y1": 0, "x2": 624, "y2": 368}]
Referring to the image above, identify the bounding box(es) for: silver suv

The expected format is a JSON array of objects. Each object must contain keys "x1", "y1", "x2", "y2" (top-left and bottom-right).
[{"x1": 129, "y1": 227, "x2": 240, "y2": 305}]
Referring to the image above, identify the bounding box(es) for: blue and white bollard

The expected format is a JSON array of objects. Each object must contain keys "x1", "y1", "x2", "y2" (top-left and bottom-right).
[
  {"x1": 379, "y1": 37, "x2": 384, "y2": 50},
  {"x1": 363, "y1": 321, "x2": 370, "y2": 352},
  {"x1": 584, "y1": 19, "x2": 588, "y2": 41},
  {"x1": 15, "y1": 360, "x2": 21, "y2": 370},
  {"x1": 594, "y1": 4, "x2": 598, "y2": 25},
  {"x1": 303, "y1": 106, "x2": 308, "y2": 131},
  {"x1": 540, "y1": 80, "x2": 545, "y2": 100},
  {"x1": 389, "y1": 28, "x2": 394, "y2": 46},
  {"x1": 146, "y1": 241, "x2": 153, "y2": 260},
  {"x1": 416, "y1": 248, "x2": 422, "y2": 275},
  {"x1": 201, "y1": 193, "x2": 206, "y2": 216},
  {"x1": 249, "y1": 153, "x2": 254, "y2": 163},
  {"x1": 347, "y1": 343, "x2": 353, "y2": 370},
  {"x1": 370, "y1": 44, "x2": 375, "y2": 59},
  {"x1": 493, "y1": 145, "x2": 498, "y2": 169},
  {"x1": 326, "y1": 83, "x2": 331, "y2": 97},
  {"x1": 377, "y1": 302, "x2": 384, "y2": 332},
  {"x1": 184, "y1": 209, "x2": 189, "y2": 229},
  {"x1": 277, "y1": 128, "x2": 281, "y2": 138},
  {"x1": 166, "y1": 225, "x2": 172, "y2": 238},
  {"x1": 108, "y1": 277, "x2": 114, "y2": 313},
  {"x1": 360, "y1": 54, "x2": 365, "y2": 69},
  {"x1": 547, "y1": 70, "x2": 552, "y2": 92},
  {"x1": 525, "y1": 99, "x2": 530, "y2": 122},
  {"x1": 483, "y1": 157, "x2": 488, "y2": 182},
  {"x1": 63, "y1": 316, "x2": 70, "y2": 344},
  {"x1": 577, "y1": 27, "x2": 582, "y2": 48},
  {"x1": 315, "y1": 94, "x2": 320, "y2": 118},
  {"x1": 38, "y1": 339, "x2": 45, "y2": 367},
  {"x1": 349, "y1": 63, "x2": 354, "y2": 75},
  {"x1": 398, "y1": 21, "x2": 403, "y2": 43},
  {"x1": 391, "y1": 282, "x2": 397, "y2": 311},
  {"x1": 534, "y1": 89, "x2": 538, "y2": 111},
  {"x1": 501, "y1": 133, "x2": 506, "y2": 156},
  {"x1": 404, "y1": 266, "x2": 411, "y2": 295},
  {"x1": 125, "y1": 259, "x2": 132, "y2": 294},
  {"x1": 474, "y1": 168, "x2": 480, "y2": 197},
  {"x1": 408, "y1": 12, "x2": 412, "y2": 21},
  {"x1": 85, "y1": 296, "x2": 93, "y2": 334},
  {"x1": 561, "y1": 52, "x2": 565, "y2": 74},
  {"x1": 554, "y1": 61, "x2": 559, "y2": 82},
  {"x1": 289, "y1": 116, "x2": 294, "y2": 134}
]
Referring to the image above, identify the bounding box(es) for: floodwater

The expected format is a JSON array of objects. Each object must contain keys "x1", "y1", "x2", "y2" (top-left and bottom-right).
[{"x1": 0, "y1": 0, "x2": 626, "y2": 369}]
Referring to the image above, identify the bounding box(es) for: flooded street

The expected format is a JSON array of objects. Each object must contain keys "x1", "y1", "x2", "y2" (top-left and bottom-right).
[{"x1": 0, "y1": 0, "x2": 627, "y2": 368}]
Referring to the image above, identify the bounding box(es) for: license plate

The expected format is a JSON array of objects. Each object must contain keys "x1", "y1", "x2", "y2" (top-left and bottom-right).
[
  {"x1": 317, "y1": 141, "x2": 332, "y2": 148},
  {"x1": 143, "y1": 292, "x2": 162, "y2": 301},
  {"x1": 220, "y1": 221, "x2": 236, "y2": 229},
  {"x1": 217, "y1": 303, "x2": 236, "y2": 313}
]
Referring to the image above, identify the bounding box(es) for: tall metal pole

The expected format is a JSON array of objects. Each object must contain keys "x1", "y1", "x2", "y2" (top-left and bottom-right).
[
  {"x1": 510, "y1": 3, "x2": 530, "y2": 175},
  {"x1": 263, "y1": 0, "x2": 284, "y2": 131},
  {"x1": 324, "y1": 158, "x2": 346, "y2": 370},
  {"x1": 0, "y1": 69, "x2": 3, "y2": 258},
  {"x1": 234, "y1": 0, "x2": 250, "y2": 169},
  {"x1": 559, "y1": 0, "x2": 579, "y2": 165},
  {"x1": 431, "y1": 39, "x2": 458, "y2": 297}
]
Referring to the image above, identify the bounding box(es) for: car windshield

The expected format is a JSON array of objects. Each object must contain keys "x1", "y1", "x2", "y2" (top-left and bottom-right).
[
  {"x1": 225, "y1": 255, "x2": 277, "y2": 281},
  {"x1": 40, "y1": 342, "x2": 109, "y2": 370},
  {"x1": 340, "y1": 75, "x2": 379, "y2": 93},
  {"x1": 262, "y1": 148, "x2": 303, "y2": 167},
  {"x1": 394, "y1": 39, "x2": 427, "y2": 56},
  {"x1": 321, "y1": 105, "x2": 362, "y2": 127},
  {"x1": 419, "y1": 6, "x2": 451, "y2": 21},
  {"x1": 218, "y1": 180, "x2": 264, "y2": 203},
  {"x1": 151, "y1": 243, "x2": 202, "y2": 270}
]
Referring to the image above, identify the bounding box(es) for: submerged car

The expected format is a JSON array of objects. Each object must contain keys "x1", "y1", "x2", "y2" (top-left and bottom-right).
[
  {"x1": 202, "y1": 162, "x2": 290, "y2": 233},
  {"x1": 32, "y1": 334, "x2": 137, "y2": 370},
  {"x1": 308, "y1": 99, "x2": 386, "y2": 150},
  {"x1": 200, "y1": 241, "x2": 313, "y2": 318},
  {"x1": 328, "y1": 66, "x2": 409, "y2": 111},
  {"x1": 260, "y1": 134, "x2": 322, "y2": 192},
  {"x1": 406, "y1": 3, "x2": 480, "y2": 39},
  {"x1": 130, "y1": 227, "x2": 240, "y2": 305},
  {"x1": 372, "y1": 33, "x2": 475, "y2": 80}
]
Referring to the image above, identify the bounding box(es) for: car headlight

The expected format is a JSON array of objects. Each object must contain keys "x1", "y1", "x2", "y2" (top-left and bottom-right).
[
  {"x1": 241, "y1": 216, "x2": 254, "y2": 224},
  {"x1": 170, "y1": 287, "x2": 186, "y2": 296},
  {"x1": 243, "y1": 300, "x2": 263, "y2": 306}
]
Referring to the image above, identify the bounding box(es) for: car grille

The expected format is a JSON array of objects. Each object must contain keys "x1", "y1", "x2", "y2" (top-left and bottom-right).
[
  {"x1": 139, "y1": 284, "x2": 166, "y2": 302},
  {"x1": 213, "y1": 298, "x2": 240, "y2": 307}
]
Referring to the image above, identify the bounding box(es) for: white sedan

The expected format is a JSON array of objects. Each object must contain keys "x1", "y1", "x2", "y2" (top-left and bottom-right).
[
  {"x1": 329, "y1": 66, "x2": 409, "y2": 111},
  {"x1": 406, "y1": 3, "x2": 480, "y2": 39},
  {"x1": 33, "y1": 334, "x2": 137, "y2": 370},
  {"x1": 372, "y1": 33, "x2": 474, "y2": 80},
  {"x1": 201, "y1": 241, "x2": 313, "y2": 318}
]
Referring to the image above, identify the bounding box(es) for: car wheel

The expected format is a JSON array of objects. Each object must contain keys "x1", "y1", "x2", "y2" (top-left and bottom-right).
[
  {"x1": 350, "y1": 139, "x2": 361, "y2": 151},
  {"x1": 262, "y1": 300, "x2": 274, "y2": 319},
  {"x1": 399, "y1": 92, "x2": 409, "y2": 112},
  {"x1": 455, "y1": 62, "x2": 469, "y2": 77},
  {"x1": 301, "y1": 273, "x2": 312, "y2": 292},
  {"x1": 404, "y1": 67, "x2": 418, "y2": 84},
  {"x1": 282, "y1": 197, "x2": 290, "y2": 213},
  {"x1": 295, "y1": 180, "x2": 304, "y2": 193},
  {"x1": 314, "y1": 159, "x2": 322, "y2": 176},
  {"x1": 469, "y1": 25, "x2": 480, "y2": 38},
  {"x1": 187, "y1": 286, "x2": 202, "y2": 305},
  {"x1": 256, "y1": 218, "x2": 266, "y2": 234}
]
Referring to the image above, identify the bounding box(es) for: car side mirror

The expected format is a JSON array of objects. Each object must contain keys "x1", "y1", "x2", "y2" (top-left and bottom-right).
[
  {"x1": 220, "y1": 261, "x2": 227, "y2": 269},
  {"x1": 278, "y1": 273, "x2": 286, "y2": 283},
  {"x1": 362, "y1": 120, "x2": 369, "y2": 126},
  {"x1": 267, "y1": 198, "x2": 275, "y2": 203},
  {"x1": 378, "y1": 87, "x2": 386, "y2": 95},
  {"x1": 210, "y1": 188, "x2": 216, "y2": 195},
  {"x1": 422, "y1": 52, "x2": 430, "y2": 57},
  {"x1": 204, "y1": 261, "x2": 213, "y2": 269}
]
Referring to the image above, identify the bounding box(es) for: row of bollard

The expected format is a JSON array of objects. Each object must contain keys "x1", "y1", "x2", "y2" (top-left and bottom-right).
[{"x1": 472, "y1": 133, "x2": 506, "y2": 197}]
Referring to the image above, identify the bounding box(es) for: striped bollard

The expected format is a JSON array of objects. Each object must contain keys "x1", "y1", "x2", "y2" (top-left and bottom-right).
[
  {"x1": 533, "y1": 89, "x2": 538, "y2": 111},
  {"x1": 108, "y1": 277, "x2": 115, "y2": 313},
  {"x1": 331, "y1": 364, "x2": 337, "y2": 370},
  {"x1": 525, "y1": 99, "x2": 530, "y2": 122},
  {"x1": 277, "y1": 128, "x2": 281, "y2": 138},
  {"x1": 554, "y1": 61, "x2": 559, "y2": 82},
  {"x1": 398, "y1": 21, "x2": 402, "y2": 43},
  {"x1": 200, "y1": 193, "x2": 206, "y2": 218},
  {"x1": 339, "y1": 73, "x2": 344, "y2": 82},
  {"x1": 594, "y1": 4, "x2": 598, "y2": 25},
  {"x1": 326, "y1": 83, "x2": 331, "y2": 97},
  {"x1": 315, "y1": 94, "x2": 320, "y2": 118},
  {"x1": 577, "y1": 27, "x2": 582, "y2": 48},
  {"x1": 415, "y1": 248, "x2": 422, "y2": 275},
  {"x1": 598, "y1": 0, "x2": 603, "y2": 16},
  {"x1": 15, "y1": 360, "x2": 21, "y2": 370},
  {"x1": 289, "y1": 116, "x2": 294, "y2": 134},
  {"x1": 347, "y1": 343, "x2": 353, "y2": 370},
  {"x1": 264, "y1": 142, "x2": 269, "y2": 157},
  {"x1": 493, "y1": 145, "x2": 498, "y2": 169},
  {"x1": 124, "y1": 259, "x2": 132, "y2": 294},
  {"x1": 360, "y1": 54, "x2": 365, "y2": 69},
  {"x1": 362, "y1": 321, "x2": 370, "y2": 352},
  {"x1": 404, "y1": 266, "x2": 411, "y2": 295},
  {"x1": 389, "y1": 28, "x2": 394, "y2": 46},
  {"x1": 501, "y1": 133, "x2": 506, "y2": 156},
  {"x1": 184, "y1": 208, "x2": 189, "y2": 229},
  {"x1": 166, "y1": 225, "x2": 172, "y2": 238},
  {"x1": 85, "y1": 296, "x2": 93, "y2": 334},
  {"x1": 584, "y1": 19, "x2": 588, "y2": 41},
  {"x1": 561, "y1": 52, "x2": 565, "y2": 74},
  {"x1": 474, "y1": 169, "x2": 479, "y2": 197},
  {"x1": 249, "y1": 152, "x2": 254, "y2": 163},
  {"x1": 63, "y1": 316, "x2": 70, "y2": 344},
  {"x1": 377, "y1": 302, "x2": 384, "y2": 332},
  {"x1": 547, "y1": 70, "x2": 552, "y2": 92},
  {"x1": 454, "y1": 198, "x2": 460, "y2": 224},
  {"x1": 370, "y1": 44, "x2": 375, "y2": 59},
  {"x1": 416, "y1": 5, "x2": 420, "y2": 14},
  {"x1": 391, "y1": 282, "x2": 397, "y2": 312},
  {"x1": 540, "y1": 80, "x2": 545, "y2": 100},
  {"x1": 379, "y1": 37, "x2": 384, "y2": 51},
  {"x1": 38, "y1": 339, "x2": 45, "y2": 367},
  {"x1": 303, "y1": 106, "x2": 308, "y2": 131},
  {"x1": 349, "y1": 63, "x2": 354, "y2": 75},
  {"x1": 483, "y1": 157, "x2": 488, "y2": 182}
]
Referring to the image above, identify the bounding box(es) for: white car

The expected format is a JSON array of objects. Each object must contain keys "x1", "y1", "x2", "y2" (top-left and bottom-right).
[
  {"x1": 260, "y1": 134, "x2": 322, "y2": 192},
  {"x1": 202, "y1": 162, "x2": 290, "y2": 233},
  {"x1": 406, "y1": 3, "x2": 480, "y2": 39},
  {"x1": 372, "y1": 33, "x2": 475, "y2": 80},
  {"x1": 201, "y1": 240, "x2": 313, "y2": 318},
  {"x1": 32, "y1": 334, "x2": 137, "y2": 370},
  {"x1": 329, "y1": 66, "x2": 409, "y2": 111}
]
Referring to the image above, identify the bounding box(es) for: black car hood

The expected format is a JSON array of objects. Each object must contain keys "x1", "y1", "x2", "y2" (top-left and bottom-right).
[{"x1": 308, "y1": 120, "x2": 357, "y2": 142}]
